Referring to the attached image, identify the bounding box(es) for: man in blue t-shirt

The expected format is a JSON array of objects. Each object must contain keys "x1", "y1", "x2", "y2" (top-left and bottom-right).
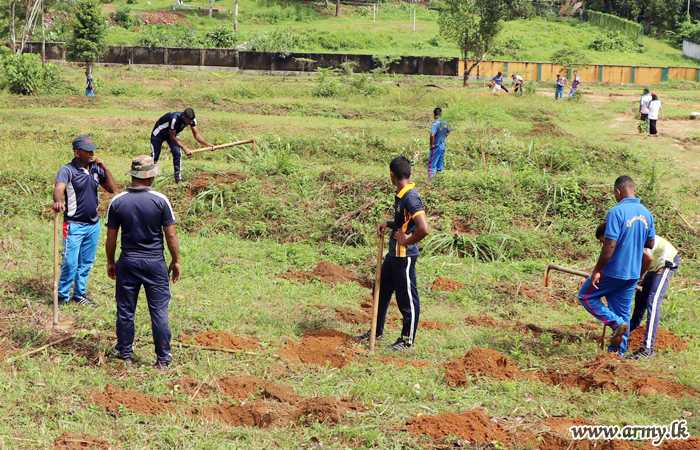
[
  {"x1": 52, "y1": 136, "x2": 117, "y2": 307},
  {"x1": 578, "y1": 176, "x2": 655, "y2": 355},
  {"x1": 85, "y1": 72, "x2": 95, "y2": 97},
  {"x1": 357, "y1": 156, "x2": 430, "y2": 352},
  {"x1": 491, "y1": 71, "x2": 509, "y2": 93},
  {"x1": 151, "y1": 108, "x2": 214, "y2": 183},
  {"x1": 106, "y1": 155, "x2": 181, "y2": 369},
  {"x1": 428, "y1": 107, "x2": 451, "y2": 181}
]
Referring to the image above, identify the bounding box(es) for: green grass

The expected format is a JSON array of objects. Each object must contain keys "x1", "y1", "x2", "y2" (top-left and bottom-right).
[{"x1": 0, "y1": 64, "x2": 699, "y2": 448}]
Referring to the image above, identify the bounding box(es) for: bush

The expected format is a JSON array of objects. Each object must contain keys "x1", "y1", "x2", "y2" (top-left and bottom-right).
[
  {"x1": 1, "y1": 54, "x2": 43, "y2": 95},
  {"x1": 490, "y1": 38, "x2": 523, "y2": 59},
  {"x1": 110, "y1": 85, "x2": 129, "y2": 96},
  {"x1": 243, "y1": 30, "x2": 304, "y2": 57},
  {"x1": 550, "y1": 48, "x2": 590, "y2": 72},
  {"x1": 524, "y1": 80, "x2": 537, "y2": 96},
  {"x1": 589, "y1": 31, "x2": 642, "y2": 53},
  {"x1": 429, "y1": 35, "x2": 441, "y2": 47},
  {"x1": 205, "y1": 26, "x2": 238, "y2": 48},
  {"x1": 113, "y1": 5, "x2": 135, "y2": 29},
  {"x1": 586, "y1": 10, "x2": 642, "y2": 41},
  {"x1": 348, "y1": 74, "x2": 379, "y2": 96}
]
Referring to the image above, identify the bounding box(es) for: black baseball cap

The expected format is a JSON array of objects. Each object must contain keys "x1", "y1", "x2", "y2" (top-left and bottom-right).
[{"x1": 72, "y1": 136, "x2": 98, "y2": 152}]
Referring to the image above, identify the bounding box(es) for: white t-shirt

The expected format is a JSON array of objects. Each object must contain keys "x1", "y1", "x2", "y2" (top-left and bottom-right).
[
  {"x1": 648, "y1": 100, "x2": 662, "y2": 120},
  {"x1": 640, "y1": 94, "x2": 652, "y2": 114},
  {"x1": 513, "y1": 75, "x2": 523, "y2": 83}
]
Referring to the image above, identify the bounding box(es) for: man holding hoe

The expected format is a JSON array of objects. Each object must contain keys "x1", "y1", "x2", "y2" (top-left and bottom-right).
[
  {"x1": 151, "y1": 108, "x2": 214, "y2": 183},
  {"x1": 358, "y1": 156, "x2": 430, "y2": 351},
  {"x1": 578, "y1": 176, "x2": 655, "y2": 356}
]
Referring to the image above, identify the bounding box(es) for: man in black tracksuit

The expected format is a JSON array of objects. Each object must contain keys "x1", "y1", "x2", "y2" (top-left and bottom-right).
[
  {"x1": 106, "y1": 155, "x2": 181, "y2": 369},
  {"x1": 358, "y1": 156, "x2": 430, "y2": 351}
]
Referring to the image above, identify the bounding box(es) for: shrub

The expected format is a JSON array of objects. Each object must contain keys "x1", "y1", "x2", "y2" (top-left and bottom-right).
[
  {"x1": 550, "y1": 48, "x2": 590, "y2": 72},
  {"x1": 589, "y1": 31, "x2": 642, "y2": 53},
  {"x1": 1, "y1": 54, "x2": 44, "y2": 95},
  {"x1": 113, "y1": 5, "x2": 135, "y2": 29},
  {"x1": 243, "y1": 30, "x2": 304, "y2": 57},
  {"x1": 429, "y1": 35, "x2": 441, "y2": 47},
  {"x1": 349, "y1": 74, "x2": 379, "y2": 96},
  {"x1": 205, "y1": 26, "x2": 238, "y2": 48},
  {"x1": 110, "y1": 85, "x2": 129, "y2": 96},
  {"x1": 524, "y1": 80, "x2": 537, "y2": 96},
  {"x1": 490, "y1": 38, "x2": 523, "y2": 59},
  {"x1": 137, "y1": 25, "x2": 203, "y2": 47}
]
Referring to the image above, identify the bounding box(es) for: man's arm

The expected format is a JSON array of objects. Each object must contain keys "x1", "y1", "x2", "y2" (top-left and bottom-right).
[
  {"x1": 641, "y1": 249, "x2": 653, "y2": 276},
  {"x1": 378, "y1": 221, "x2": 395, "y2": 236},
  {"x1": 590, "y1": 238, "x2": 617, "y2": 288},
  {"x1": 191, "y1": 126, "x2": 214, "y2": 149},
  {"x1": 106, "y1": 227, "x2": 118, "y2": 280},
  {"x1": 164, "y1": 224, "x2": 181, "y2": 283},
  {"x1": 430, "y1": 134, "x2": 435, "y2": 150},
  {"x1": 645, "y1": 238, "x2": 654, "y2": 249},
  {"x1": 395, "y1": 212, "x2": 430, "y2": 247},
  {"x1": 169, "y1": 129, "x2": 192, "y2": 155},
  {"x1": 52, "y1": 183, "x2": 67, "y2": 212},
  {"x1": 94, "y1": 158, "x2": 117, "y2": 194}
]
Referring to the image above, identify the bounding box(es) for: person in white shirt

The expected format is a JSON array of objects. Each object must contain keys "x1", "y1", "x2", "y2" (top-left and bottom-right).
[
  {"x1": 639, "y1": 88, "x2": 652, "y2": 121},
  {"x1": 647, "y1": 93, "x2": 663, "y2": 136},
  {"x1": 511, "y1": 73, "x2": 524, "y2": 97}
]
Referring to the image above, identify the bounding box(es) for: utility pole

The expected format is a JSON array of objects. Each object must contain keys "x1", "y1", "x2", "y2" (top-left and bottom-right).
[
  {"x1": 234, "y1": 0, "x2": 238, "y2": 31},
  {"x1": 41, "y1": 0, "x2": 46, "y2": 68},
  {"x1": 336, "y1": 0, "x2": 340, "y2": 17}
]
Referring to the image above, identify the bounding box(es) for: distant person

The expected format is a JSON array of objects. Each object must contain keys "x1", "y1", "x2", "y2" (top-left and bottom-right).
[
  {"x1": 106, "y1": 155, "x2": 181, "y2": 369},
  {"x1": 555, "y1": 74, "x2": 566, "y2": 100},
  {"x1": 568, "y1": 70, "x2": 580, "y2": 98},
  {"x1": 647, "y1": 93, "x2": 663, "y2": 137},
  {"x1": 428, "y1": 108, "x2": 451, "y2": 180},
  {"x1": 85, "y1": 71, "x2": 95, "y2": 97},
  {"x1": 151, "y1": 108, "x2": 214, "y2": 183},
  {"x1": 52, "y1": 136, "x2": 117, "y2": 307},
  {"x1": 578, "y1": 176, "x2": 655, "y2": 356},
  {"x1": 511, "y1": 73, "x2": 524, "y2": 97},
  {"x1": 639, "y1": 88, "x2": 652, "y2": 121},
  {"x1": 491, "y1": 71, "x2": 509, "y2": 93}
]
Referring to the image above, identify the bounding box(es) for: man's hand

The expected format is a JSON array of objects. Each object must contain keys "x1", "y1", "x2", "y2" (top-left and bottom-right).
[
  {"x1": 183, "y1": 148, "x2": 193, "y2": 156},
  {"x1": 107, "y1": 262, "x2": 116, "y2": 280},
  {"x1": 52, "y1": 202, "x2": 65, "y2": 212},
  {"x1": 394, "y1": 229, "x2": 412, "y2": 246},
  {"x1": 210, "y1": 145, "x2": 216, "y2": 151},
  {"x1": 377, "y1": 221, "x2": 389, "y2": 236},
  {"x1": 94, "y1": 157, "x2": 107, "y2": 169},
  {"x1": 169, "y1": 261, "x2": 181, "y2": 283},
  {"x1": 590, "y1": 270, "x2": 602, "y2": 289}
]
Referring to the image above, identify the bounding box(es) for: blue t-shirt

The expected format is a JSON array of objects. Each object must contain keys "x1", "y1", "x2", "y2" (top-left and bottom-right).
[
  {"x1": 388, "y1": 183, "x2": 425, "y2": 258},
  {"x1": 152, "y1": 112, "x2": 197, "y2": 141},
  {"x1": 431, "y1": 119, "x2": 451, "y2": 149},
  {"x1": 55, "y1": 160, "x2": 106, "y2": 225},
  {"x1": 86, "y1": 75, "x2": 93, "y2": 91},
  {"x1": 106, "y1": 187, "x2": 177, "y2": 259},
  {"x1": 492, "y1": 75, "x2": 504, "y2": 86},
  {"x1": 603, "y1": 198, "x2": 655, "y2": 280}
]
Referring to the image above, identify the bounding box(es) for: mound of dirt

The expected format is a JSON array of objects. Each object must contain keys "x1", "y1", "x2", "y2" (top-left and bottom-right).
[
  {"x1": 53, "y1": 433, "x2": 110, "y2": 450},
  {"x1": 193, "y1": 400, "x2": 289, "y2": 428},
  {"x1": 406, "y1": 409, "x2": 510, "y2": 444},
  {"x1": 135, "y1": 11, "x2": 186, "y2": 26},
  {"x1": 335, "y1": 307, "x2": 370, "y2": 324},
  {"x1": 632, "y1": 376, "x2": 699, "y2": 398},
  {"x1": 658, "y1": 437, "x2": 700, "y2": 450},
  {"x1": 420, "y1": 320, "x2": 451, "y2": 331},
  {"x1": 171, "y1": 377, "x2": 213, "y2": 397},
  {"x1": 431, "y1": 277, "x2": 465, "y2": 292},
  {"x1": 217, "y1": 375, "x2": 300, "y2": 404},
  {"x1": 186, "y1": 331, "x2": 258, "y2": 350},
  {"x1": 627, "y1": 326, "x2": 688, "y2": 352},
  {"x1": 90, "y1": 384, "x2": 177, "y2": 416},
  {"x1": 444, "y1": 348, "x2": 531, "y2": 385},
  {"x1": 464, "y1": 315, "x2": 510, "y2": 328},
  {"x1": 536, "y1": 433, "x2": 639, "y2": 450},
  {"x1": 282, "y1": 261, "x2": 360, "y2": 285},
  {"x1": 186, "y1": 171, "x2": 247, "y2": 197},
  {"x1": 542, "y1": 416, "x2": 591, "y2": 433},
  {"x1": 282, "y1": 329, "x2": 361, "y2": 368},
  {"x1": 293, "y1": 397, "x2": 363, "y2": 424}
]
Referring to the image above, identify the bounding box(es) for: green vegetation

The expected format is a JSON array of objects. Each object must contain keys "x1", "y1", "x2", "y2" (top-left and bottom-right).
[
  {"x1": 0, "y1": 64, "x2": 699, "y2": 448},
  {"x1": 67, "y1": 0, "x2": 108, "y2": 64},
  {"x1": 586, "y1": 10, "x2": 643, "y2": 41}
]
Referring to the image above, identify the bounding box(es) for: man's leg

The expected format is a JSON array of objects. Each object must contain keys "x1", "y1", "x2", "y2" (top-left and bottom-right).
[
  {"x1": 73, "y1": 222, "x2": 100, "y2": 299},
  {"x1": 114, "y1": 258, "x2": 141, "y2": 360},
  {"x1": 150, "y1": 136, "x2": 165, "y2": 164},
  {"x1": 392, "y1": 256, "x2": 419, "y2": 346},
  {"x1": 374, "y1": 256, "x2": 395, "y2": 338},
  {"x1": 436, "y1": 148, "x2": 445, "y2": 175},
  {"x1": 167, "y1": 140, "x2": 183, "y2": 183},
  {"x1": 427, "y1": 148, "x2": 437, "y2": 180},
  {"x1": 643, "y1": 257, "x2": 679, "y2": 349},
  {"x1": 649, "y1": 119, "x2": 657, "y2": 135},
  {"x1": 630, "y1": 272, "x2": 653, "y2": 332},
  {"x1": 501, "y1": 85, "x2": 509, "y2": 93},
  {"x1": 58, "y1": 222, "x2": 83, "y2": 300},
  {"x1": 578, "y1": 275, "x2": 628, "y2": 329},
  {"x1": 143, "y1": 258, "x2": 173, "y2": 366},
  {"x1": 604, "y1": 279, "x2": 638, "y2": 355}
]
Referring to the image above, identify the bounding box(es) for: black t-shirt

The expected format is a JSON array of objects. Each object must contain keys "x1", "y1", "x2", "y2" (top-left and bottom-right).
[{"x1": 388, "y1": 183, "x2": 425, "y2": 258}]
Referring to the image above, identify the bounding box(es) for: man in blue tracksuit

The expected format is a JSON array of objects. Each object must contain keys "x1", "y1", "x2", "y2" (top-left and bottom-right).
[
  {"x1": 52, "y1": 136, "x2": 116, "y2": 307},
  {"x1": 106, "y1": 155, "x2": 181, "y2": 369},
  {"x1": 151, "y1": 108, "x2": 214, "y2": 183},
  {"x1": 578, "y1": 176, "x2": 655, "y2": 356},
  {"x1": 357, "y1": 156, "x2": 430, "y2": 352},
  {"x1": 428, "y1": 108, "x2": 451, "y2": 181}
]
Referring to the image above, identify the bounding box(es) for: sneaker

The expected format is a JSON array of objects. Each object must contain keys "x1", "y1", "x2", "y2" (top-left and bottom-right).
[
  {"x1": 72, "y1": 295, "x2": 98, "y2": 308},
  {"x1": 355, "y1": 330, "x2": 383, "y2": 342},
  {"x1": 154, "y1": 362, "x2": 170, "y2": 371},
  {"x1": 386, "y1": 337, "x2": 411, "y2": 352},
  {"x1": 58, "y1": 297, "x2": 70, "y2": 307},
  {"x1": 627, "y1": 346, "x2": 656, "y2": 360},
  {"x1": 609, "y1": 322, "x2": 629, "y2": 348}
]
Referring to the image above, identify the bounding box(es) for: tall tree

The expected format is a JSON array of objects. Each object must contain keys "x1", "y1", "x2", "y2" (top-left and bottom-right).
[
  {"x1": 67, "y1": 0, "x2": 106, "y2": 70},
  {"x1": 439, "y1": 0, "x2": 523, "y2": 86}
]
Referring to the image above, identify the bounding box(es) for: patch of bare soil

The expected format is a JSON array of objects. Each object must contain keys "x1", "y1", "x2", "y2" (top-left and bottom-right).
[
  {"x1": 135, "y1": 11, "x2": 187, "y2": 26},
  {"x1": 281, "y1": 329, "x2": 361, "y2": 368},
  {"x1": 444, "y1": 348, "x2": 533, "y2": 385},
  {"x1": 420, "y1": 320, "x2": 451, "y2": 331},
  {"x1": 193, "y1": 400, "x2": 291, "y2": 428},
  {"x1": 186, "y1": 171, "x2": 247, "y2": 197},
  {"x1": 334, "y1": 297, "x2": 401, "y2": 326},
  {"x1": 171, "y1": 377, "x2": 213, "y2": 398},
  {"x1": 431, "y1": 277, "x2": 465, "y2": 292},
  {"x1": 281, "y1": 261, "x2": 364, "y2": 285},
  {"x1": 380, "y1": 357, "x2": 432, "y2": 369},
  {"x1": 525, "y1": 121, "x2": 569, "y2": 137},
  {"x1": 90, "y1": 384, "x2": 177, "y2": 416},
  {"x1": 464, "y1": 315, "x2": 511, "y2": 329},
  {"x1": 184, "y1": 331, "x2": 258, "y2": 351},
  {"x1": 657, "y1": 437, "x2": 700, "y2": 450},
  {"x1": 217, "y1": 375, "x2": 301, "y2": 404},
  {"x1": 293, "y1": 397, "x2": 363, "y2": 424},
  {"x1": 53, "y1": 433, "x2": 110, "y2": 450},
  {"x1": 627, "y1": 326, "x2": 688, "y2": 352},
  {"x1": 406, "y1": 409, "x2": 510, "y2": 444},
  {"x1": 536, "y1": 433, "x2": 640, "y2": 450}
]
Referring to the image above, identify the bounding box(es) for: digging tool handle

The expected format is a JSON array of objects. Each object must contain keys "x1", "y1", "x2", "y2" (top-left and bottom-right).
[
  {"x1": 53, "y1": 212, "x2": 60, "y2": 330},
  {"x1": 547, "y1": 264, "x2": 590, "y2": 278},
  {"x1": 369, "y1": 234, "x2": 384, "y2": 354},
  {"x1": 601, "y1": 325, "x2": 606, "y2": 351},
  {"x1": 188, "y1": 139, "x2": 256, "y2": 155}
]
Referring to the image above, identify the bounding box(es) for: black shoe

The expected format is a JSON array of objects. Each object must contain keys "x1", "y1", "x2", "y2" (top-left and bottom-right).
[
  {"x1": 627, "y1": 346, "x2": 656, "y2": 360},
  {"x1": 58, "y1": 297, "x2": 70, "y2": 307},
  {"x1": 355, "y1": 330, "x2": 383, "y2": 341},
  {"x1": 386, "y1": 337, "x2": 411, "y2": 352},
  {"x1": 72, "y1": 295, "x2": 98, "y2": 308},
  {"x1": 609, "y1": 322, "x2": 629, "y2": 348},
  {"x1": 154, "y1": 362, "x2": 170, "y2": 371}
]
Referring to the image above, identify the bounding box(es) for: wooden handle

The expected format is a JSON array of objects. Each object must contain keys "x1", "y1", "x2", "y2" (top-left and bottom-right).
[
  {"x1": 546, "y1": 263, "x2": 590, "y2": 278},
  {"x1": 369, "y1": 233, "x2": 384, "y2": 354},
  {"x1": 188, "y1": 139, "x2": 256, "y2": 155},
  {"x1": 53, "y1": 212, "x2": 61, "y2": 330}
]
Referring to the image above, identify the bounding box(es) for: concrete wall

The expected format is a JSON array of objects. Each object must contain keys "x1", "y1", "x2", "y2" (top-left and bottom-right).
[{"x1": 682, "y1": 40, "x2": 700, "y2": 62}]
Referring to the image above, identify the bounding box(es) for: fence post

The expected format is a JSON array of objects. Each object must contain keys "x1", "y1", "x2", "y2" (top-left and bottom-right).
[
  {"x1": 630, "y1": 67, "x2": 636, "y2": 84},
  {"x1": 598, "y1": 65, "x2": 603, "y2": 82},
  {"x1": 662, "y1": 68, "x2": 669, "y2": 82},
  {"x1": 504, "y1": 61, "x2": 508, "y2": 76},
  {"x1": 567, "y1": 68, "x2": 571, "y2": 80},
  {"x1": 696, "y1": 68, "x2": 699, "y2": 83},
  {"x1": 200, "y1": 48, "x2": 205, "y2": 66},
  {"x1": 537, "y1": 63, "x2": 542, "y2": 82},
  {"x1": 164, "y1": 48, "x2": 168, "y2": 65}
]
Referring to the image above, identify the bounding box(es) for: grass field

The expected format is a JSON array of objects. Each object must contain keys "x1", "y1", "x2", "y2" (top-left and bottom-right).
[{"x1": 1, "y1": 64, "x2": 700, "y2": 449}]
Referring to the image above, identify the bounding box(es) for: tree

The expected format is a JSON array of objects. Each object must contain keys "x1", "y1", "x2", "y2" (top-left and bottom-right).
[
  {"x1": 550, "y1": 48, "x2": 590, "y2": 72},
  {"x1": 67, "y1": 0, "x2": 107, "y2": 70},
  {"x1": 438, "y1": 0, "x2": 524, "y2": 86}
]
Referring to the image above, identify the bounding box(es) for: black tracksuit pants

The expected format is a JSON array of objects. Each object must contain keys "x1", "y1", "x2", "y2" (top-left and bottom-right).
[{"x1": 375, "y1": 255, "x2": 420, "y2": 345}]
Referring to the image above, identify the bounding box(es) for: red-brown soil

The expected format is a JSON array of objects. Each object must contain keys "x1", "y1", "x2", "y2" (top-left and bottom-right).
[
  {"x1": 380, "y1": 357, "x2": 433, "y2": 369},
  {"x1": 335, "y1": 296, "x2": 400, "y2": 325},
  {"x1": 281, "y1": 261, "x2": 363, "y2": 285},
  {"x1": 627, "y1": 326, "x2": 688, "y2": 352},
  {"x1": 444, "y1": 348, "x2": 533, "y2": 385},
  {"x1": 53, "y1": 433, "x2": 110, "y2": 450},
  {"x1": 135, "y1": 11, "x2": 187, "y2": 26},
  {"x1": 90, "y1": 384, "x2": 177, "y2": 416},
  {"x1": 185, "y1": 171, "x2": 247, "y2": 197},
  {"x1": 406, "y1": 409, "x2": 510, "y2": 444},
  {"x1": 657, "y1": 437, "x2": 700, "y2": 450},
  {"x1": 281, "y1": 329, "x2": 362, "y2": 368},
  {"x1": 431, "y1": 277, "x2": 465, "y2": 292},
  {"x1": 217, "y1": 375, "x2": 300, "y2": 404},
  {"x1": 542, "y1": 416, "x2": 591, "y2": 433},
  {"x1": 293, "y1": 396, "x2": 363, "y2": 424},
  {"x1": 464, "y1": 315, "x2": 511, "y2": 328},
  {"x1": 185, "y1": 331, "x2": 259, "y2": 350},
  {"x1": 193, "y1": 400, "x2": 291, "y2": 428},
  {"x1": 420, "y1": 320, "x2": 451, "y2": 331},
  {"x1": 535, "y1": 433, "x2": 640, "y2": 450},
  {"x1": 171, "y1": 377, "x2": 213, "y2": 397}
]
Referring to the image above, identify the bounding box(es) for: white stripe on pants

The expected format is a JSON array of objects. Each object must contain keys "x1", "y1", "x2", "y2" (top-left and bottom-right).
[
  {"x1": 645, "y1": 267, "x2": 670, "y2": 348},
  {"x1": 406, "y1": 257, "x2": 415, "y2": 345}
]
